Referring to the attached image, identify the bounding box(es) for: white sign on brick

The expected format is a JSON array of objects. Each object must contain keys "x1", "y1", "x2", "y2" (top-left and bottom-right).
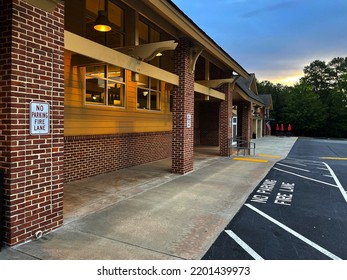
[
  {"x1": 30, "y1": 101, "x2": 50, "y2": 135},
  {"x1": 187, "y1": 113, "x2": 192, "y2": 128}
]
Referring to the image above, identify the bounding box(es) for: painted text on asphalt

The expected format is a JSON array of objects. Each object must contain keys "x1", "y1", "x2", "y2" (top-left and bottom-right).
[{"x1": 251, "y1": 179, "x2": 295, "y2": 206}]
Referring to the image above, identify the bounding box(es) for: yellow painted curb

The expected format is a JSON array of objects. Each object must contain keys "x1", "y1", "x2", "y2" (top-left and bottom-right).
[
  {"x1": 320, "y1": 157, "x2": 347, "y2": 161},
  {"x1": 232, "y1": 157, "x2": 269, "y2": 163},
  {"x1": 257, "y1": 154, "x2": 282, "y2": 159}
]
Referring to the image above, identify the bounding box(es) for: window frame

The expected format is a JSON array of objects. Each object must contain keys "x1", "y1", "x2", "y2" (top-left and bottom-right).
[
  {"x1": 136, "y1": 75, "x2": 162, "y2": 112},
  {"x1": 85, "y1": 64, "x2": 126, "y2": 108}
]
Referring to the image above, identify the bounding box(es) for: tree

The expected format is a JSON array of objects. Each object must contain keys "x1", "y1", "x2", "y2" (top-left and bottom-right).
[
  {"x1": 285, "y1": 83, "x2": 327, "y2": 136},
  {"x1": 257, "y1": 80, "x2": 291, "y2": 126},
  {"x1": 258, "y1": 57, "x2": 347, "y2": 137},
  {"x1": 301, "y1": 60, "x2": 331, "y2": 98},
  {"x1": 328, "y1": 57, "x2": 347, "y2": 93},
  {"x1": 301, "y1": 57, "x2": 347, "y2": 137}
]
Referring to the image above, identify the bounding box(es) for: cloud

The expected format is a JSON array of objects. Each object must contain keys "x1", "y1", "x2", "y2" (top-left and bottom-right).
[
  {"x1": 172, "y1": 0, "x2": 347, "y2": 85},
  {"x1": 241, "y1": 1, "x2": 298, "y2": 18}
]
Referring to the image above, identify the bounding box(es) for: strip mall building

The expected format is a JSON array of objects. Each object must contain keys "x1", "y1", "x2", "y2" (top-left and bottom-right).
[{"x1": 0, "y1": 0, "x2": 268, "y2": 246}]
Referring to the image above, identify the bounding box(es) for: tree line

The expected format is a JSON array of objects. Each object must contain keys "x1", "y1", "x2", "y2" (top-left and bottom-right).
[{"x1": 257, "y1": 57, "x2": 347, "y2": 138}]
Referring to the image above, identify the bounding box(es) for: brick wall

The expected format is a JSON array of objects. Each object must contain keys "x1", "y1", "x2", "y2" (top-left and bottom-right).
[
  {"x1": 0, "y1": 0, "x2": 12, "y2": 169},
  {"x1": 0, "y1": 1, "x2": 64, "y2": 246},
  {"x1": 64, "y1": 132, "x2": 172, "y2": 182},
  {"x1": 172, "y1": 37, "x2": 195, "y2": 174},
  {"x1": 0, "y1": 0, "x2": 12, "y2": 247}
]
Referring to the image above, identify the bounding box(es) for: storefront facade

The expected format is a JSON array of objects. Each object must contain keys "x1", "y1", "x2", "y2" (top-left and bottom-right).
[{"x1": 0, "y1": 0, "x2": 264, "y2": 246}]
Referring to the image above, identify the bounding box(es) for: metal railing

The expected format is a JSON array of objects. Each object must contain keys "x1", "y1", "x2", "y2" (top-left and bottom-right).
[{"x1": 229, "y1": 137, "x2": 256, "y2": 156}]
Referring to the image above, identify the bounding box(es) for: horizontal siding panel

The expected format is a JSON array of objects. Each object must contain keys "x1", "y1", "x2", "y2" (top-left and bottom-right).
[
  {"x1": 64, "y1": 106, "x2": 172, "y2": 136},
  {"x1": 64, "y1": 51, "x2": 173, "y2": 136}
]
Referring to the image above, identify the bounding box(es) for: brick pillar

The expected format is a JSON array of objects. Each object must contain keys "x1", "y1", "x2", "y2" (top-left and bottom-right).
[
  {"x1": 219, "y1": 83, "x2": 232, "y2": 156},
  {"x1": 172, "y1": 37, "x2": 194, "y2": 174},
  {"x1": 238, "y1": 101, "x2": 252, "y2": 150},
  {"x1": 0, "y1": 0, "x2": 64, "y2": 246}
]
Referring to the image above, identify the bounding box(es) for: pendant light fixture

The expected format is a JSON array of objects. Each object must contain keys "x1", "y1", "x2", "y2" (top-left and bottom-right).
[{"x1": 94, "y1": 0, "x2": 112, "y2": 32}]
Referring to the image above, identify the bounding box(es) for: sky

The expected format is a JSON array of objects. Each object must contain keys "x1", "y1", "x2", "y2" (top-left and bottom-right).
[{"x1": 171, "y1": 0, "x2": 347, "y2": 85}]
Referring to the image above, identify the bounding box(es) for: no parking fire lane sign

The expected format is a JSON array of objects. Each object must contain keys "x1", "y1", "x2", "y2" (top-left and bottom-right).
[{"x1": 30, "y1": 101, "x2": 50, "y2": 135}]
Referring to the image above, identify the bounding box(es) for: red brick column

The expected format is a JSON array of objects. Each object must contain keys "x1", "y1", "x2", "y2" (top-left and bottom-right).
[
  {"x1": 172, "y1": 37, "x2": 194, "y2": 174},
  {"x1": 238, "y1": 101, "x2": 252, "y2": 151},
  {"x1": 219, "y1": 83, "x2": 232, "y2": 156},
  {"x1": 0, "y1": 1, "x2": 64, "y2": 246}
]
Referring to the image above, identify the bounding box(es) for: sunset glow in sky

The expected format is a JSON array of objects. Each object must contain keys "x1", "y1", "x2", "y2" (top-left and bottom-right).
[{"x1": 171, "y1": 0, "x2": 347, "y2": 86}]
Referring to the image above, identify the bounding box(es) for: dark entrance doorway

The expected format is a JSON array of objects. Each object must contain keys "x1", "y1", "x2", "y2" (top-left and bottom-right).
[{"x1": 195, "y1": 101, "x2": 220, "y2": 146}]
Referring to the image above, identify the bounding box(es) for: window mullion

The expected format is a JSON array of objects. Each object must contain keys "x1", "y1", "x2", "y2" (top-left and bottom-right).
[{"x1": 105, "y1": 65, "x2": 109, "y2": 106}]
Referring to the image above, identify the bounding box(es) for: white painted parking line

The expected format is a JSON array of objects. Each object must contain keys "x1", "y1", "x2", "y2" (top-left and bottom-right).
[
  {"x1": 225, "y1": 230, "x2": 264, "y2": 260},
  {"x1": 317, "y1": 167, "x2": 329, "y2": 171},
  {"x1": 323, "y1": 162, "x2": 347, "y2": 203},
  {"x1": 276, "y1": 162, "x2": 310, "y2": 172},
  {"x1": 245, "y1": 203, "x2": 342, "y2": 260},
  {"x1": 273, "y1": 167, "x2": 338, "y2": 188},
  {"x1": 281, "y1": 160, "x2": 307, "y2": 167}
]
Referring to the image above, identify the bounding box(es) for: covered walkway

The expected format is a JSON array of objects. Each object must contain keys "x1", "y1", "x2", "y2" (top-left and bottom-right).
[{"x1": 63, "y1": 146, "x2": 222, "y2": 225}]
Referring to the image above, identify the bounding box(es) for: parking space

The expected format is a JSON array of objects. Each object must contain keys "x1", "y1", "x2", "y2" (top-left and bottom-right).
[{"x1": 203, "y1": 139, "x2": 347, "y2": 260}]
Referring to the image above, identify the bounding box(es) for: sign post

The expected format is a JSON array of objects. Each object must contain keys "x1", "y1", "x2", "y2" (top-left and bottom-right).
[{"x1": 30, "y1": 101, "x2": 50, "y2": 135}]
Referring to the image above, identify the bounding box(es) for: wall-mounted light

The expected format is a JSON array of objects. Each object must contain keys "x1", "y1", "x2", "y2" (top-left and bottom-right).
[{"x1": 94, "y1": 0, "x2": 112, "y2": 32}]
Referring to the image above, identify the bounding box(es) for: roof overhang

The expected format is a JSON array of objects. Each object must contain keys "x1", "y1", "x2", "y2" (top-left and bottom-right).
[
  {"x1": 233, "y1": 87, "x2": 264, "y2": 107},
  {"x1": 65, "y1": 31, "x2": 226, "y2": 101},
  {"x1": 145, "y1": 0, "x2": 249, "y2": 79}
]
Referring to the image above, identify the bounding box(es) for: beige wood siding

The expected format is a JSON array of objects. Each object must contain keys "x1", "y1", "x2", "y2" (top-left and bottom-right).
[{"x1": 64, "y1": 51, "x2": 172, "y2": 136}]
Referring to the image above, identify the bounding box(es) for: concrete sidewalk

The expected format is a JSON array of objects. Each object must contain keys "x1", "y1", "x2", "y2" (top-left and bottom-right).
[{"x1": 0, "y1": 136, "x2": 297, "y2": 260}]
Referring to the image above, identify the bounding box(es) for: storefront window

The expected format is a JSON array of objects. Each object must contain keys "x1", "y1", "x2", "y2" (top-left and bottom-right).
[
  {"x1": 86, "y1": 64, "x2": 125, "y2": 107},
  {"x1": 138, "y1": 21, "x2": 149, "y2": 45},
  {"x1": 137, "y1": 74, "x2": 161, "y2": 111},
  {"x1": 138, "y1": 19, "x2": 161, "y2": 67}
]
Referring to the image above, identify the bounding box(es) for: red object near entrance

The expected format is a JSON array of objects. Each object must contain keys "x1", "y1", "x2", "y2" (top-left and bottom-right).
[
  {"x1": 276, "y1": 123, "x2": 279, "y2": 131},
  {"x1": 288, "y1": 124, "x2": 292, "y2": 131},
  {"x1": 280, "y1": 123, "x2": 284, "y2": 131}
]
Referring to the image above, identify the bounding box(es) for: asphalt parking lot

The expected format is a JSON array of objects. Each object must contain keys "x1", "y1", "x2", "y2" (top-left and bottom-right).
[{"x1": 203, "y1": 138, "x2": 347, "y2": 260}]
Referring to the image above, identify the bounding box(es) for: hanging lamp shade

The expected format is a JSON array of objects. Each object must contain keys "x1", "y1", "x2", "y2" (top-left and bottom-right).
[{"x1": 94, "y1": 10, "x2": 112, "y2": 32}]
